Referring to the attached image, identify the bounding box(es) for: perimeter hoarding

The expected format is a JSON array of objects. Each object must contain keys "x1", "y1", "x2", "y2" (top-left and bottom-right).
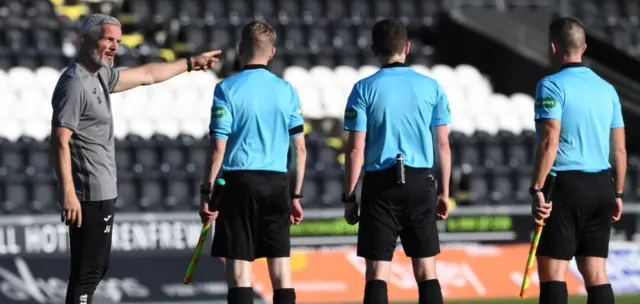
[{"x1": 251, "y1": 243, "x2": 586, "y2": 303}]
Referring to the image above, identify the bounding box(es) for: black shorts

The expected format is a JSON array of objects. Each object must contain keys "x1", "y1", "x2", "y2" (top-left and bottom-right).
[
  {"x1": 357, "y1": 167, "x2": 440, "y2": 261},
  {"x1": 537, "y1": 170, "x2": 615, "y2": 260},
  {"x1": 211, "y1": 170, "x2": 291, "y2": 261}
]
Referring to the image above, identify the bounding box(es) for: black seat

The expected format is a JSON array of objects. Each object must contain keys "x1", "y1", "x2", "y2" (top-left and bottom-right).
[
  {"x1": 203, "y1": 0, "x2": 227, "y2": 24},
  {"x1": 307, "y1": 25, "x2": 331, "y2": 54},
  {"x1": 129, "y1": 136, "x2": 159, "y2": 170},
  {"x1": 300, "y1": 178, "x2": 319, "y2": 206},
  {"x1": 186, "y1": 136, "x2": 208, "y2": 172},
  {"x1": 151, "y1": 0, "x2": 176, "y2": 25},
  {"x1": 164, "y1": 172, "x2": 192, "y2": 210},
  {"x1": 3, "y1": 175, "x2": 29, "y2": 214},
  {"x1": 137, "y1": 172, "x2": 163, "y2": 211},
  {"x1": 21, "y1": 136, "x2": 50, "y2": 173},
  {"x1": 254, "y1": 0, "x2": 276, "y2": 22},
  {"x1": 228, "y1": 0, "x2": 251, "y2": 25},
  {"x1": 326, "y1": 0, "x2": 348, "y2": 22},
  {"x1": 28, "y1": 174, "x2": 57, "y2": 214},
  {"x1": 397, "y1": 0, "x2": 419, "y2": 20},
  {"x1": 320, "y1": 177, "x2": 342, "y2": 206},
  {"x1": 372, "y1": 0, "x2": 395, "y2": 19},
  {"x1": 209, "y1": 25, "x2": 232, "y2": 51},
  {"x1": 0, "y1": 137, "x2": 24, "y2": 174},
  {"x1": 333, "y1": 26, "x2": 356, "y2": 54},
  {"x1": 489, "y1": 167, "x2": 513, "y2": 204},
  {"x1": 119, "y1": 0, "x2": 151, "y2": 24},
  {"x1": 350, "y1": 0, "x2": 372, "y2": 24},
  {"x1": 282, "y1": 25, "x2": 305, "y2": 53},
  {"x1": 277, "y1": 0, "x2": 300, "y2": 24},
  {"x1": 513, "y1": 167, "x2": 533, "y2": 204},
  {"x1": 301, "y1": 0, "x2": 323, "y2": 24},
  {"x1": 467, "y1": 169, "x2": 490, "y2": 205},
  {"x1": 116, "y1": 173, "x2": 138, "y2": 212},
  {"x1": 179, "y1": 0, "x2": 202, "y2": 23}
]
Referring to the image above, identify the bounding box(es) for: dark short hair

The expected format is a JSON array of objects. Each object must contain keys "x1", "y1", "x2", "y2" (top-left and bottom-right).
[
  {"x1": 548, "y1": 17, "x2": 586, "y2": 55},
  {"x1": 371, "y1": 19, "x2": 408, "y2": 57}
]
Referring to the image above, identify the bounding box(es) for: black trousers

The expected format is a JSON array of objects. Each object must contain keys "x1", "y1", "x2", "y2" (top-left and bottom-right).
[{"x1": 66, "y1": 198, "x2": 116, "y2": 304}]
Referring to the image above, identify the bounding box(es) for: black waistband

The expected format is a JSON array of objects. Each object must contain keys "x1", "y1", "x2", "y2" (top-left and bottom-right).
[{"x1": 366, "y1": 166, "x2": 433, "y2": 176}]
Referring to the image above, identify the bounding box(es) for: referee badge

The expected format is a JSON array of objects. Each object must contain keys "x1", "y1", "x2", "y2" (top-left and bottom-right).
[
  {"x1": 212, "y1": 106, "x2": 227, "y2": 119},
  {"x1": 535, "y1": 97, "x2": 557, "y2": 109},
  {"x1": 344, "y1": 108, "x2": 357, "y2": 120}
]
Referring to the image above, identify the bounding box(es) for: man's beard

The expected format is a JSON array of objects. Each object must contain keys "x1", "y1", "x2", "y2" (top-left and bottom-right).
[{"x1": 90, "y1": 48, "x2": 113, "y2": 68}]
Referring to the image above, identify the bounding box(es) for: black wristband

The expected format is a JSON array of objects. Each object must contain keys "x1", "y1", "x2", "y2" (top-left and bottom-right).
[
  {"x1": 528, "y1": 187, "x2": 542, "y2": 196},
  {"x1": 199, "y1": 184, "x2": 211, "y2": 194},
  {"x1": 342, "y1": 193, "x2": 356, "y2": 203},
  {"x1": 291, "y1": 193, "x2": 303, "y2": 199},
  {"x1": 186, "y1": 57, "x2": 193, "y2": 72},
  {"x1": 615, "y1": 192, "x2": 624, "y2": 199}
]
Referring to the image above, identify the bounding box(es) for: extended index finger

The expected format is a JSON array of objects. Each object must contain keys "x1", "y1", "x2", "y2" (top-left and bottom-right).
[{"x1": 204, "y1": 50, "x2": 222, "y2": 58}]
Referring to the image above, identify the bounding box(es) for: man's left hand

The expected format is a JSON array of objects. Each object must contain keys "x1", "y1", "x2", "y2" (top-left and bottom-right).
[
  {"x1": 344, "y1": 202, "x2": 359, "y2": 225},
  {"x1": 191, "y1": 50, "x2": 223, "y2": 71},
  {"x1": 531, "y1": 191, "x2": 552, "y2": 223}
]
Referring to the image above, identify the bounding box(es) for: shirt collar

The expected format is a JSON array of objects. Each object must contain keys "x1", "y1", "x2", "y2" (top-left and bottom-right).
[
  {"x1": 559, "y1": 62, "x2": 585, "y2": 70},
  {"x1": 381, "y1": 62, "x2": 408, "y2": 69},
  {"x1": 242, "y1": 64, "x2": 268, "y2": 71}
]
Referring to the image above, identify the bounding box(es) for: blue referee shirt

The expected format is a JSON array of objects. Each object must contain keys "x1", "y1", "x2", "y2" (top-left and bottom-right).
[
  {"x1": 534, "y1": 62, "x2": 624, "y2": 172},
  {"x1": 343, "y1": 62, "x2": 452, "y2": 172},
  {"x1": 209, "y1": 65, "x2": 305, "y2": 173}
]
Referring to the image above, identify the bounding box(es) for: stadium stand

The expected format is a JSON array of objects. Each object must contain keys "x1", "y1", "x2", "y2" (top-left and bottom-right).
[{"x1": 0, "y1": 0, "x2": 638, "y2": 214}]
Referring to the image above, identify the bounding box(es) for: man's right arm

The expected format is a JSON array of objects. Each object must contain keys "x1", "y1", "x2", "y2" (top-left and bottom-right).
[
  {"x1": 51, "y1": 128, "x2": 76, "y2": 198},
  {"x1": 50, "y1": 81, "x2": 84, "y2": 203}
]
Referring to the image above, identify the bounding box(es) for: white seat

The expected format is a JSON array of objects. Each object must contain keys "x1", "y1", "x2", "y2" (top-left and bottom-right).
[
  {"x1": 113, "y1": 118, "x2": 129, "y2": 140},
  {"x1": 283, "y1": 66, "x2": 310, "y2": 89},
  {"x1": 474, "y1": 116, "x2": 499, "y2": 135},
  {"x1": 454, "y1": 64, "x2": 483, "y2": 89},
  {"x1": 127, "y1": 118, "x2": 155, "y2": 139},
  {"x1": 410, "y1": 64, "x2": 431, "y2": 77},
  {"x1": 180, "y1": 117, "x2": 207, "y2": 138},
  {"x1": 451, "y1": 111, "x2": 475, "y2": 136},
  {"x1": 0, "y1": 119, "x2": 23, "y2": 141},
  {"x1": 489, "y1": 93, "x2": 511, "y2": 118},
  {"x1": 320, "y1": 87, "x2": 347, "y2": 119},
  {"x1": 333, "y1": 65, "x2": 360, "y2": 91},
  {"x1": 7, "y1": 67, "x2": 35, "y2": 90},
  {"x1": 296, "y1": 85, "x2": 324, "y2": 119},
  {"x1": 154, "y1": 118, "x2": 181, "y2": 139},
  {"x1": 309, "y1": 66, "x2": 335, "y2": 89},
  {"x1": 0, "y1": 69, "x2": 8, "y2": 90},
  {"x1": 35, "y1": 66, "x2": 61, "y2": 93},
  {"x1": 358, "y1": 65, "x2": 379, "y2": 79},
  {"x1": 430, "y1": 64, "x2": 456, "y2": 88},
  {"x1": 19, "y1": 118, "x2": 49, "y2": 141},
  {"x1": 146, "y1": 87, "x2": 174, "y2": 120}
]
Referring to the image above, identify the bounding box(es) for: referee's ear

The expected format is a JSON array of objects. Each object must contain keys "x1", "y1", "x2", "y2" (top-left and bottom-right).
[
  {"x1": 403, "y1": 41, "x2": 411, "y2": 57},
  {"x1": 269, "y1": 47, "x2": 276, "y2": 60}
]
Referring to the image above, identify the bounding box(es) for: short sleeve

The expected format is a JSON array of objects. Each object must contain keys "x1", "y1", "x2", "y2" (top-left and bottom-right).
[
  {"x1": 287, "y1": 84, "x2": 304, "y2": 137},
  {"x1": 343, "y1": 83, "x2": 367, "y2": 132},
  {"x1": 209, "y1": 84, "x2": 233, "y2": 140},
  {"x1": 534, "y1": 78, "x2": 563, "y2": 121},
  {"x1": 431, "y1": 84, "x2": 452, "y2": 127},
  {"x1": 51, "y1": 80, "x2": 85, "y2": 132},
  {"x1": 611, "y1": 87, "x2": 624, "y2": 128},
  {"x1": 100, "y1": 67, "x2": 120, "y2": 93}
]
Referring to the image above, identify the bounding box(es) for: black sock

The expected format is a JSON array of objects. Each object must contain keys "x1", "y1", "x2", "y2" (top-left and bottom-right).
[
  {"x1": 227, "y1": 287, "x2": 253, "y2": 304},
  {"x1": 364, "y1": 280, "x2": 388, "y2": 304},
  {"x1": 587, "y1": 284, "x2": 614, "y2": 304},
  {"x1": 418, "y1": 279, "x2": 443, "y2": 304},
  {"x1": 539, "y1": 281, "x2": 568, "y2": 304},
  {"x1": 273, "y1": 288, "x2": 296, "y2": 304},
  {"x1": 65, "y1": 286, "x2": 93, "y2": 304}
]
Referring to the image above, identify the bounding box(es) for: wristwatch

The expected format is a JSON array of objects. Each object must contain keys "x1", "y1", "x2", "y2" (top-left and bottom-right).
[
  {"x1": 291, "y1": 193, "x2": 304, "y2": 199},
  {"x1": 342, "y1": 193, "x2": 356, "y2": 204},
  {"x1": 186, "y1": 56, "x2": 193, "y2": 72},
  {"x1": 199, "y1": 184, "x2": 212, "y2": 195},
  {"x1": 528, "y1": 187, "x2": 542, "y2": 196},
  {"x1": 615, "y1": 192, "x2": 624, "y2": 199}
]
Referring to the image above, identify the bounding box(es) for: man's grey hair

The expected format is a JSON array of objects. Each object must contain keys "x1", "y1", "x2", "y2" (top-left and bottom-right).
[{"x1": 79, "y1": 13, "x2": 121, "y2": 37}]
